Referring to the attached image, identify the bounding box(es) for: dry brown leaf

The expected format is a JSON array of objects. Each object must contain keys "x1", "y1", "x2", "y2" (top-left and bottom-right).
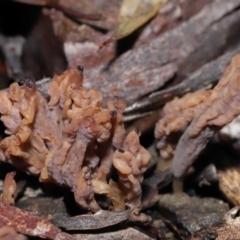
[{"x1": 100, "y1": 0, "x2": 168, "y2": 48}]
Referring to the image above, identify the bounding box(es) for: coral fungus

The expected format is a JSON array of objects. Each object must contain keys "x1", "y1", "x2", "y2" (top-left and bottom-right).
[
  {"x1": 0, "y1": 171, "x2": 17, "y2": 205},
  {"x1": 158, "y1": 54, "x2": 240, "y2": 179},
  {"x1": 113, "y1": 128, "x2": 151, "y2": 211},
  {"x1": 0, "y1": 67, "x2": 151, "y2": 213},
  {"x1": 154, "y1": 90, "x2": 210, "y2": 169}
]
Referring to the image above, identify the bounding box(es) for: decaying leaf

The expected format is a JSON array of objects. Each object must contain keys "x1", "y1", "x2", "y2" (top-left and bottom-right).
[
  {"x1": 74, "y1": 227, "x2": 153, "y2": 240},
  {"x1": 51, "y1": 210, "x2": 130, "y2": 230},
  {"x1": 100, "y1": 0, "x2": 168, "y2": 48},
  {"x1": 17, "y1": 196, "x2": 149, "y2": 230}
]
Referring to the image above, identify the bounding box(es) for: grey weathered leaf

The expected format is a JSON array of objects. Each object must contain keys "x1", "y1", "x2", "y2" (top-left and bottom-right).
[{"x1": 52, "y1": 210, "x2": 130, "y2": 230}]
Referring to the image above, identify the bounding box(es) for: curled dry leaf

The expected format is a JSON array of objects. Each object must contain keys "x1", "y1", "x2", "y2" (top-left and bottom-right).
[
  {"x1": 17, "y1": 197, "x2": 138, "y2": 230},
  {"x1": 100, "y1": 0, "x2": 168, "y2": 48},
  {"x1": 51, "y1": 209, "x2": 130, "y2": 230}
]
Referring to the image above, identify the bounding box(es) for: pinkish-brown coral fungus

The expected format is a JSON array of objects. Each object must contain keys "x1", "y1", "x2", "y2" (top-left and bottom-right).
[
  {"x1": 156, "y1": 54, "x2": 240, "y2": 179},
  {"x1": 113, "y1": 128, "x2": 151, "y2": 211},
  {"x1": 0, "y1": 171, "x2": 17, "y2": 205},
  {"x1": 154, "y1": 90, "x2": 210, "y2": 169},
  {"x1": 0, "y1": 66, "x2": 151, "y2": 213}
]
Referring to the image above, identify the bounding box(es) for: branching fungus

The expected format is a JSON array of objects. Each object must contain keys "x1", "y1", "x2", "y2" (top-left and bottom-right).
[
  {"x1": 155, "y1": 54, "x2": 240, "y2": 179},
  {"x1": 0, "y1": 67, "x2": 151, "y2": 213},
  {"x1": 154, "y1": 90, "x2": 210, "y2": 169},
  {"x1": 172, "y1": 54, "x2": 240, "y2": 178}
]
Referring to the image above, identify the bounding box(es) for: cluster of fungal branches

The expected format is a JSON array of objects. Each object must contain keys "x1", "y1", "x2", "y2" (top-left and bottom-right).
[
  {"x1": 155, "y1": 54, "x2": 240, "y2": 182},
  {"x1": 0, "y1": 66, "x2": 151, "y2": 214}
]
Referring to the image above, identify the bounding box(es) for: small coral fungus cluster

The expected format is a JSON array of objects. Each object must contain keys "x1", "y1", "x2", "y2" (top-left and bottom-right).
[
  {"x1": 0, "y1": 66, "x2": 151, "y2": 212},
  {"x1": 155, "y1": 54, "x2": 240, "y2": 180}
]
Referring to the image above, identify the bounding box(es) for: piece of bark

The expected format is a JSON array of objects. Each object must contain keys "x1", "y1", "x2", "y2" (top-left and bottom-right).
[
  {"x1": 64, "y1": 34, "x2": 115, "y2": 69},
  {"x1": 73, "y1": 227, "x2": 154, "y2": 240},
  {"x1": 158, "y1": 193, "x2": 229, "y2": 239},
  {"x1": 133, "y1": 0, "x2": 211, "y2": 49},
  {"x1": 16, "y1": 197, "x2": 68, "y2": 219},
  {"x1": 22, "y1": 12, "x2": 67, "y2": 80},
  {"x1": 50, "y1": 0, "x2": 210, "y2": 71},
  {"x1": 59, "y1": 0, "x2": 121, "y2": 30},
  {"x1": 45, "y1": 9, "x2": 116, "y2": 68},
  {"x1": 0, "y1": 201, "x2": 74, "y2": 239},
  {"x1": 149, "y1": 44, "x2": 240, "y2": 109},
  {"x1": 12, "y1": 0, "x2": 103, "y2": 22},
  {"x1": 51, "y1": 210, "x2": 130, "y2": 230},
  {"x1": 126, "y1": 35, "x2": 240, "y2": 115},
  {"x1": 191, "y1": 207, "x2": 240, "y2": 240},
  {"x1": 28, "y1": 0, "x2": 240, "y2": 108},
  {"x1": 82, "y1": 0, "x2": 240, "y2": 105},
  {"x1": 85, "y1": 62, "x2": 177, "y2": 106}
]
